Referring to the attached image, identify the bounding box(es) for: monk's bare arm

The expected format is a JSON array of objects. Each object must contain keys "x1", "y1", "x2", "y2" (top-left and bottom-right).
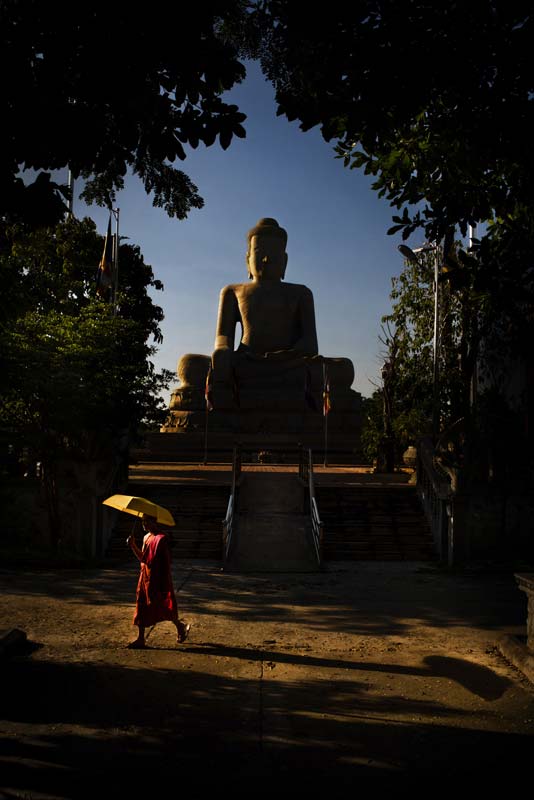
[{"x1": 127, "y1": 536, "x2": 143, "y2": 562}]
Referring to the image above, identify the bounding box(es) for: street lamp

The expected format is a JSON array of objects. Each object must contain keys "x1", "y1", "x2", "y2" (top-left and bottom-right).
[{"x1": 398, "y1": 242, "x2": 442, "y2": 441}]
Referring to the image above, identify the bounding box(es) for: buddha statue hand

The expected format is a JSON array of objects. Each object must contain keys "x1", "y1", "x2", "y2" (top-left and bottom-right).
[{"x1": 240, "y1": 348, "x2": 295, "y2": 362}]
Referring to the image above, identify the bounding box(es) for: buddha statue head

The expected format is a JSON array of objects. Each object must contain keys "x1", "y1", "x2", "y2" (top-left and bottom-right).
[{"x1": 246, "y1": 217, "x2": 288, "y2": 281}]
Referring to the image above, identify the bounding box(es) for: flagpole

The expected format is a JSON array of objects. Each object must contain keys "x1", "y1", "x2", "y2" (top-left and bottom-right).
[
  {"x1": 323, "y1": 362, "x2": 329, "y2": 468},
  {"x1": 203, "y1": 404, "x2": 209, "y2": 466},
  {"x1": 324, "y1": 408, "x2": 328, "y2": 468},
  {"x1": 112, "y1": 207, "x2": 120, "y2": 315}
]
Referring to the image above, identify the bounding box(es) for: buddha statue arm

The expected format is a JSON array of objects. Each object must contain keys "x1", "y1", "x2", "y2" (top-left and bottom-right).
[
  {"x1": 213, "y1": 286, "x2": 239, "y2": 377},
  {"x1": 293, "y1": 285, "x2": 319, "y2": 356}
]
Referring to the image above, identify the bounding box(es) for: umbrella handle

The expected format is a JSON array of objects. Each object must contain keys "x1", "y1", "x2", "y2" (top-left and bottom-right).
[{"x1": 126, "y1": 517, "x2": 140, "y2": 546}]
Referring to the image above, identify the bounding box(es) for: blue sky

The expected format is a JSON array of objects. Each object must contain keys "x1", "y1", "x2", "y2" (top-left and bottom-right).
[{"x1": 74, "y1": 61, "x2": 423, "y2": 402}]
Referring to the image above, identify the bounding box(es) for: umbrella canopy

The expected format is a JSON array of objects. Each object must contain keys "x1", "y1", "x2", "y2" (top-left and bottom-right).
[{"x1": 102, "y1": 494, "x2": 175, "y2": 527}]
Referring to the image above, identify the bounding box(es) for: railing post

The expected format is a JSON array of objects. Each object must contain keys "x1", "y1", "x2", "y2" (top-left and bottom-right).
[
  {"x1": 304, "y1": 448, "x2": 323, "y2": 568},
  {"x1": 223, "y1": 443, "x2": 242, "y2": 566}
]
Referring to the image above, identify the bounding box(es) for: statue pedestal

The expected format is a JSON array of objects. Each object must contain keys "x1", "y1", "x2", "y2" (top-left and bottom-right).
[
  {"x1": 162, "y1": 405, "x2": 361, "y2": 435},
  {"x1": 159, "y1": 407, "x2": 362, "y2": 461},
  {"x1": 155, "y1": 401, "x2": 363, "y2": 462}
]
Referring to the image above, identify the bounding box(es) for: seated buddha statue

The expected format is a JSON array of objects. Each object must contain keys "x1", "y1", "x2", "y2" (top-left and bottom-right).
[
  {"x1": 210, "y1": 217, "x2": 356, "y2": 412},
  {"x1": 164, "y1": 217, "x2": 360, "y2": 432}
]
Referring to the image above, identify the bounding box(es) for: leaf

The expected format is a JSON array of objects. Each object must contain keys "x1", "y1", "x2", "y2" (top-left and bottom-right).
[
  {"x1": 233, "y1": 123, "x2": 247, "y2": 139},
  {"x1": 219, "y1": 129, "x2": 233, "y2": 150}
]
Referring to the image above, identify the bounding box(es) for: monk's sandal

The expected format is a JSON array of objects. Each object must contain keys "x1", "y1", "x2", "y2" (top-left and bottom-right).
[{"x1": 178, "y1": 623, "x2": 191, "y2": 643}]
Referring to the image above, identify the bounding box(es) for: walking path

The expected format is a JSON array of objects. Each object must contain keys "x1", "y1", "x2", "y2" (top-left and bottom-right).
[{"x1": 1, "y1": 559, "x2": 533, "y2": 795}]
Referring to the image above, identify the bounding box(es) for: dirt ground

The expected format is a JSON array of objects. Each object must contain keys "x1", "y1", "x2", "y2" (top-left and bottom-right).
[{"x1": 1, "y1": 559, "x2": 534, "y2": 797}]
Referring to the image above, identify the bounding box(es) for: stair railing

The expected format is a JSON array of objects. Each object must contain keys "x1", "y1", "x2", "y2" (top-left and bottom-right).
[
  {"x1": 416, "y1": 437, "x2": 453, "y2": 563},
  {"x1": 223, "y1": 443, "x2": 242, "y2": 561},
  {"x1": 299, "y1": 447, "x2": 323, "y2": 566}
]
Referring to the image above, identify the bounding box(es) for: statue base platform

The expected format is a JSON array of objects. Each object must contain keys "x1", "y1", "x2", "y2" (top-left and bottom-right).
[
  {"x1": 150, "y1": 409, "x2": 362, "y2": 463},
  {"x1": 161, "y1": 407, "x2": 361, "y2": 436}
]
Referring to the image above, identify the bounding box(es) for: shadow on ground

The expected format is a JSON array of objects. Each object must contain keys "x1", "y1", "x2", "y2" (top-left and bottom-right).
[{"x1": 0, "y1": 655, "x2": 530, "y2": 795}]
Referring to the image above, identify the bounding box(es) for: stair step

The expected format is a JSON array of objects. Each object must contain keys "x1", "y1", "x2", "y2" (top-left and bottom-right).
[{"x1": 317, "y1": 484, "x2": 434, "y2": 562}]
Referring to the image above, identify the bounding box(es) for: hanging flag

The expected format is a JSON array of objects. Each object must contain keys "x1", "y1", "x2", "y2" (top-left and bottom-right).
[
  {"x1": 323, "y1": 368, "x2": 331, "y2": 416},
  {"x1": 96, "y1": 214, "x2": 113, "y2": 298},
  {"x1": 304, "y1": 368, "x2": 318, "y2": 411},
  {"x1": 205, "y1": 366, "x2": 214, "y2": 411}
]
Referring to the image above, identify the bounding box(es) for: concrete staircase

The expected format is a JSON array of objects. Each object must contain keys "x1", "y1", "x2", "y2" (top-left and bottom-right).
[
  {"x1": 316, "y1": 484, "x2": 435, "y2": 561},
  {"x1": 105, "y1": 469, "x2": 435, "y2": 566},
  {"x1": 225, "y1": 473, "x2": 320, "y2": 572}
]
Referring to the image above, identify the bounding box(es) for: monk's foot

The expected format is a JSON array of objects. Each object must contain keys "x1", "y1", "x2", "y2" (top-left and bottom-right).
[
  {"x1": 126, "y1": 639, "x2": 146, "y2": 649},
  {"x1": 177, "y1": 623, "x2": 191, "y2": 644}
]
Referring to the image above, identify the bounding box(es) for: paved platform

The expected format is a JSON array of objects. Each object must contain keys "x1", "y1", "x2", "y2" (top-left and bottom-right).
[
  {"x1": 1, "y1": 560, "x2": 533, "y2": 794},
  {"x1": 128, "y1": 461, "x2": 414, "y2": 487}
]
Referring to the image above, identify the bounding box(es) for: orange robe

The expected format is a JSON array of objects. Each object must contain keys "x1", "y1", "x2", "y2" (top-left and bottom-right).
[{"x1": 133, "y1": 533, "x2": 177, "y2": 627}]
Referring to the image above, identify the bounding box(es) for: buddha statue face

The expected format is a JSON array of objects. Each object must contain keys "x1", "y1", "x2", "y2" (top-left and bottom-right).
[{"x1": 247, "y1": 233, "x2": 288, "y2": 282}]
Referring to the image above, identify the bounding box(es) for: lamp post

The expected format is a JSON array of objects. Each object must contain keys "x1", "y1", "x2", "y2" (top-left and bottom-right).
[
  {"x1": 398, "y1": 242, "x2": 442, "y2": 441},
  {"x1": 467, "y1": 224, "x2": 478, "y2": 407},
  {"x1": 67, "y1": 168, "x2": 74, "y2": 218}
]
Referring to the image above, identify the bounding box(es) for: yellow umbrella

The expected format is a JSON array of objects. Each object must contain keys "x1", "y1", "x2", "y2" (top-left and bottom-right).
[{"x1": 102, "y1": 494, "x2": 175, "y2": 527}]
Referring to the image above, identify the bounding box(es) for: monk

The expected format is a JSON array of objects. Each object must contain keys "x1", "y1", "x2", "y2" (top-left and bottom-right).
[{"x1": 126, "y1": 514, "x2": 190, "y2": 649}]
